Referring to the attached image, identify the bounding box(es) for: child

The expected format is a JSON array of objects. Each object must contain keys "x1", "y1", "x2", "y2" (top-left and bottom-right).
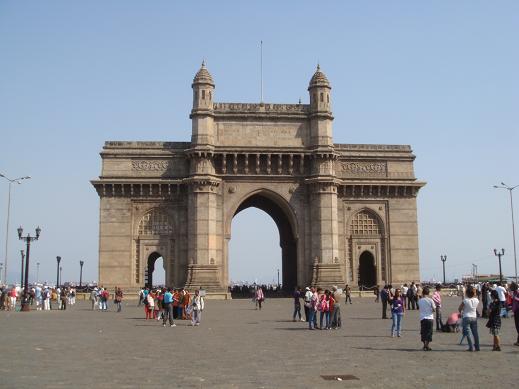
[
  {"x1": 443, "y1": 312, "x2": 461, "y2": 333},
  {"x1": 486, "y1": 290, "x2": 502, "y2": 351},
  {"x1": 418, "y1": 287, "x2": 435, "y2": 351}
]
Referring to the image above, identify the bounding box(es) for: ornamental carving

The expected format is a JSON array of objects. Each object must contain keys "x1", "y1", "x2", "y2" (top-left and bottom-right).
[
  {"x1": 132, "y1": 160, "x2": 169, "y2": 171},
  {"x1": 340, "y1": 161, "x2": 387, "y2": 177}
]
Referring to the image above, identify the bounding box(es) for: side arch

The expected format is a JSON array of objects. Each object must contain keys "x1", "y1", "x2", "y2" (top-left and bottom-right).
[
  {"x1": 134, "y1": 207, "x2": 175, "y2": 287},
  {"x1": 347, "y1": 207, "x2": 388, "y2": 287}
]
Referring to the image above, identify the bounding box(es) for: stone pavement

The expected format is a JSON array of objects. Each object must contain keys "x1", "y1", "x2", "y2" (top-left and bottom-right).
[{"x1": 1, "y1": 296, "x2": 518, "y2": 388}]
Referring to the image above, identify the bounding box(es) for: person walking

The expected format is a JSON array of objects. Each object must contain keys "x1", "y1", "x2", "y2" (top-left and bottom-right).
[
  {"x1": 255, "y1": 286, "x2": 264, "y2": 310},
  {"x1": 509, "y1": 282, "x2": 519, "y2": 346},
  {"x1": 162, "y1": 288, "x2": 176, "y2": 327},
  {"x1": 374, "y1": 285, "x2": 380, "y2": 303},
  {"x1": 191, "y1": 289, "x2": 204, "y2": 326},
  {"x1": 432, "y1": 284, "x2": 443, "y2": 331},
  {"x1": 114, "y1": 287, "x2": 123, "y2": 312},
  {"x1": 418, "y1": 287, "x2": 435, "y2": 351},
  {"x1": 380, "y1": 286, "x2": 389, "y2": 319},
  {"x1": 486, "y1": 290, "x2": 502, "y2": 351},
  {"x1": 458, "y1": 285, "x2": 480, "y2": 352},
  {"x1": 331, "y1": 286, "x2": 342, "y2": 329},
  {"x1": 390, "y1": 288, "x2": 405, "y2": 337},
  {"x1": 292, "y1": 286, "x2": 303, "y2": 322},
  {"x1": 344, "y1": 284, "x2": 352, "y2": 304}
]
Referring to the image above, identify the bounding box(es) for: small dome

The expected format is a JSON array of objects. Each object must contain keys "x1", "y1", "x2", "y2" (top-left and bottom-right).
[
  {"x1": 308, "y1": 64, "x2": 330, "y2": 89},
  {"x1": 193, "y1": 60, "x2": 214, "y2": 86}
]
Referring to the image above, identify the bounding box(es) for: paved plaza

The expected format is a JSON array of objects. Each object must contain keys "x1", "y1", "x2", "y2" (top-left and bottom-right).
[{"x1": 1, "y1": 296, "x2": 518, "y2": 388}]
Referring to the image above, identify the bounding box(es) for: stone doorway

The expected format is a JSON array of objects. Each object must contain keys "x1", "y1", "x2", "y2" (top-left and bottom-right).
[
  {"x1": 358, "y1": 251, "x2": 376, "y2": 288},
  {"x1": 145, "y1": 252, "x2": 165, "y2": 288},
  {"x1": 231, "y1": 192, "x2": 297, "y2": 292}
]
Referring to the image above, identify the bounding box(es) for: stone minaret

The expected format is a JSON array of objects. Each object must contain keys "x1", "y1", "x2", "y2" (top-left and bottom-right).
[
  {"x1": 307, "y1": 65, "x2": 343, "y2": 287},
  {"x1": 191, "y1": 60, "x2": 215, "y2": 146},
  {"x1": 186, "y1": 61, "x2": 222, "y2": 291},
  {"x1": 308, "y1": 64, "x2": 333, "y2": 147}
]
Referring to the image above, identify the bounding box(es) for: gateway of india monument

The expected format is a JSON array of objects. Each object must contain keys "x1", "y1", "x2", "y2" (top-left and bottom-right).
[{"x1": 92, "y1": 62, "x2": 425, "y2": 297}]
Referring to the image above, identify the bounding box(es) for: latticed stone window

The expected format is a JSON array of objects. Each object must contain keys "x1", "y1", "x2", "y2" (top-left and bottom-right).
[
  {"x1": 138, "y1": 209, "x2": 173, "y2": 235},
  {"x1": 350, "y1": 211, "x2": 380, "y2": 235}
]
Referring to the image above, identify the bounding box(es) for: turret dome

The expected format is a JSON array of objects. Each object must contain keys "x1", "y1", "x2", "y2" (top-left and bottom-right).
[
  {"x1": 308, "y1": 64, "x2": 330, "y2": 90},
  {"x1": 193, "y1": 60, "x2": 215, "y2": 86}
]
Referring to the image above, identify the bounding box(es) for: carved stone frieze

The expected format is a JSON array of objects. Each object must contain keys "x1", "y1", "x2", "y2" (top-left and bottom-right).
[
  {"x1": 339, "y1": 161, "x2": 387, "y2": 177},
  {"x1": 132, "y1": 160, "x2": 169, "y2": 171}
]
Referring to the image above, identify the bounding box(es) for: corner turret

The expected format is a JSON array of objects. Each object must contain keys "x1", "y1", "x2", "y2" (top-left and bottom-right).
[
  {"x1": 191, "y1": 61, "x2": 215, "y2": 145},
  {"x1": 308, "y1": 65, "x2": 333, "y2": 147}
]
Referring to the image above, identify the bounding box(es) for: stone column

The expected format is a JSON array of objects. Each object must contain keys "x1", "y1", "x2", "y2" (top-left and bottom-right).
[
  {"x1": 185, "y1": 153, "x2": 223, "y2": 292},
  {"x1": 307, "y1": 155, "x2": 344, "y2": 289}
]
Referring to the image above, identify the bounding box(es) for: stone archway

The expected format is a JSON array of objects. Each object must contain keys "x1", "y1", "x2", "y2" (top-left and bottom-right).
[
  {"x1": 145, "y1": 252, "x2": 166, "y2": 288},
  {"x1": 358, "y1": 251, "x2": 376, "y2": 288},
  {"x1": 93, "y1": 63, "x2": 425, "y2": 295},
  {"x1": 231, "y1": 191, "x2": 298, "y2": 292}
]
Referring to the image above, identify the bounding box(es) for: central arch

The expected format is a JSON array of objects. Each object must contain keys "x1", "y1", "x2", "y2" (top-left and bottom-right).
[{"x1": 229, "y1": 190, "x2": 298, "y2": 292}]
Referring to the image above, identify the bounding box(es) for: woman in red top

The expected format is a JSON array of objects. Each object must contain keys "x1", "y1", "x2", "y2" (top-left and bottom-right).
[
  {"x1": 318, "y1": 290, "x2": 330, "y2": 329},
  {"x1": 9, "y1": 287, "x2": 17, "y2": 311}
]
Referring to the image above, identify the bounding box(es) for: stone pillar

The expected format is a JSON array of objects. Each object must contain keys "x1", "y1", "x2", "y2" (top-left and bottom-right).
[
  {"x1": 185, "y1": 151, "x2": 223, "y2": 291},
  {"x1": 185, "y1": 173, "x2": 222, "y2": 292},
  {"x1": 307, "y1": 155, "x2": 344, "y2": 289}
]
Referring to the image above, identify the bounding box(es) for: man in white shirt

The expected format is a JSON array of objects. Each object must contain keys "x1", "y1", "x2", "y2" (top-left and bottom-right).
[{"x1": 495, "y1": 283, "x2": 506, "y2": 304}]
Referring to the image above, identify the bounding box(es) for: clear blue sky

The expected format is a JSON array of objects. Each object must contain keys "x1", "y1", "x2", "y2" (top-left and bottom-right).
[{"x1": 1, "y1": 1, "x2": 518, "y2": 285}]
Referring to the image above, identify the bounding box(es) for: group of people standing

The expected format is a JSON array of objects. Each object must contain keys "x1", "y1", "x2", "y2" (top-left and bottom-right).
[
  {"x1": 0, "y1": 284, "x2": 77, "y2": 311},
  {"x1": 139, "y1": 287, "x2": 204, "y2": 327},
  {"x1": 382, "y1": 281, "x2": 519, "y2": 352},
  {"x1": 291, "y1": 286, "x2": 343, "y2": 330}
]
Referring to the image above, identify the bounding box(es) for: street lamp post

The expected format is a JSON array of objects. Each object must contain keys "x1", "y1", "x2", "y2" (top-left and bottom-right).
[
  {"x1": 494, "y1": 249, "x2": 505, "y2": 284},
  {"x1": 60, "y1": 267, "x2": 62, "y2": 286},
  {"x1": 79, "y1": 260, "x2": 84, "y2": 287},
  {"x1": 17, "y1": 226, "x2": 41, "y2": 311},
  {"x1": 36, "y1": 262, "x2": 40, "y2": 283},
  {"x1": 440, "y1": 255, "x2": 447, "y2": 285},
  {"x1": 20, "y1": 250, "x2": 25, "y2": 287},
  {"x1": 56, "y1": 256, "x2": 61, "y2": 287},
  {"x1": 494, "y1": 183, "x2": 518, "y2": 283},
  {"x1": 277, "y1": 268, "x2": 280, "y2": 289},
  {"x1": 0, "y1": 173, "x2": 31, "y2": 284}
]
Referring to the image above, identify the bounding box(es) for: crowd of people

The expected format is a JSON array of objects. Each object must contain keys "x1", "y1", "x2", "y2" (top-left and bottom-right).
[
  {"x1": 137, "y1": 287, "x2": 204, "y2": 327},
  {"x1": 2, "y1": 278, "x2": 519, "y2": 352},
  {"x1": 376, "y1": 281, "x2": 519, "y2": 351},
  {"x1": 0, "y1": 284, "x2": 78, "y2": 311}
]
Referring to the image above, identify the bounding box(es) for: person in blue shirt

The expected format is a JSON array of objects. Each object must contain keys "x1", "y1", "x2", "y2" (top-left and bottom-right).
[{"x1": 162, "y1": 288, "x2": 176, "y2": 327}]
